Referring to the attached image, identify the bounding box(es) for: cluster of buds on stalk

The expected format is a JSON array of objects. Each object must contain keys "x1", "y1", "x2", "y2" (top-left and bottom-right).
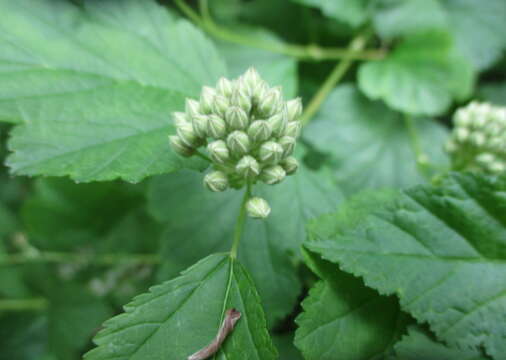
[
  {"x1": 445, "y1": 102, "x2": 506, "y2": 174},
  {"x1": 169, "y1": 68, "x2": 302, "y2": 219}
]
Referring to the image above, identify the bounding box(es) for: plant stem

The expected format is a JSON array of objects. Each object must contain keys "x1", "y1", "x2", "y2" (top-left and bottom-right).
[
  {"x1": 404, "y1": 114, "x2": 432, "y2": 178},
  {"x1": 300, "y1": 32, "x2": 370, "y2": 126},
  {"x1": 173, "y1": 0, "x2": 385, "y2": 62},
  {"x1": 0, "y1": 251, "x2": 160, "y2": 266},
  {"x1": 230, "y1": 184, "x2": 251, "y2": 259},
  {"x1": 0, "y1": 298, "x2": 48, "y2": 312},
  {"x1": 195, "y1": 149, "x2": 212, "y2": 162}
]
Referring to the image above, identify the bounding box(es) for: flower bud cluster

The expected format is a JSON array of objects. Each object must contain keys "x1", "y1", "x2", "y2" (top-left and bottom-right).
[
  {"x1": 169, "y1": 68, "x2": 302, "y2": 218},
  {"x1": 445, "y1": 102, "x2": 506, "y2": 174}
]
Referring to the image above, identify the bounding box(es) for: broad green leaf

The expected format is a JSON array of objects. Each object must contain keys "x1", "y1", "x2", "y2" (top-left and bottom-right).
[
  {"x1": 215, "y1": 26, "x2": 298, "y2": 98},
  {"x1": 393, "y1": 326, "x2": 489, "y2": 360},
  {"x1": 442, "y1": 0, "x2": 506, "y2": 70},
  {"x1": 307, "y1": 173, "x2": 506, "y2": 359},
  {"x1": 0, "y1": 0, "x2": 223, "y2": 182},
  {"x1": 479, "y1": 82, "x2": 506, "y2": 106},
  {"x1": 273, "y1": 334, "x2": 304, "y2": 360},
  {"x1": 303, "y1": 85, "x2": 448, "y2": 194},
  {"x1": 292, "y1": 0, "x2": 370, "y2": 27},
  {"x1": 372, "y1": 0, "x2": 447, "y2": 39},
  {"x1": 148, "y1": 159, "x2": 342, "y2": 324},
  {"x1": 48, "y1": 283, "x2": 112, "y2": 360},
  {"x1": 22, "y1": 178, "x2": 142, "y2": 251},
  {"x1": 358, "y1": 31, "x2": 474, "y2": 115},
  {"x1": 84, "y1": 253, "x2": 277, "y2": 360},
  {"x1": 295, "y1": 249, "x2": 409, "y2": 360}
]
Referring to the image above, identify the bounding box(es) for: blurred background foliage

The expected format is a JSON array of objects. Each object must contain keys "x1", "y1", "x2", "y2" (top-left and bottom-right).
[{"x1": 0, "y1": 0, "x2": 505, "y2": 359}]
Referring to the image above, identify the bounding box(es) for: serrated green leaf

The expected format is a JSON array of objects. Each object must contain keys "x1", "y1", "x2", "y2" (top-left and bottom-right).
[
  {"x1": 295, "y1": 248, "x2": 410, "y2": 360},
  {"x1": 303, "y1": 85, "x2": 448, "y2": 194},
  {"x1": 0, "y1": 0, "x2": 223, "y2": 182},
  {"x1": 84, "y1": 253, "x2": 277, "y2": 360},
  {"x1": 442, "y1": 0, "x2": 506, "y2": 70},
  {"x1": 479, "y1": 82, "x2": 506, "y2": 106},
  {"x1": 358, "y1": 31, "x2": 474, "y2": 115},
  {"x1": 215, "y1": 26, "x2": 298, "y2": 98},
  {"x1": 307, "y1": 173, "x2": 506, "y2": 359},
  {"x1": 393, "y1": 326, "x2": 489, "y2": 360},
  {"x1": 148, "y1": 159, "x2": 342, "y2": 325},
  {"x1": 292, "y1": 0, "x2": 370, "y2": 27}
]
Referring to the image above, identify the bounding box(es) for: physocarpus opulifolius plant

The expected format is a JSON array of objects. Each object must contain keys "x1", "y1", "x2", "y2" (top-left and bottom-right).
[
  {"x1": 445, "y1": 101, "x2": 506, "y2": 175},
  {"x1": 169, "y1": 67, "x2": 302, "y2": 219}
]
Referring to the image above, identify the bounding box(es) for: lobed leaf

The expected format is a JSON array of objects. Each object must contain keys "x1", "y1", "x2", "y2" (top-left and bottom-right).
[
  {"x1": 307, "y1": 173, "x2": 506, "y2": 359},
  {"x1": 0, "y1": 0, "x2": 223, "y2": 182},
  {"x1": 84, "y1": 253, "x2": 277, "y2": 360}
]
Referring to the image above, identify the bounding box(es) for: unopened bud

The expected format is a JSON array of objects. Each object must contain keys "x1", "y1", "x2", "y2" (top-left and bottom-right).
[
  {"x1": 444, "y1": 139, "x2": 457, "y2": 153},
  {"x1": 169, "y1": 135, "x2": 194, "y2": 157},
  {"x1": 248, "y1": 120, "x2": 272, "y2": 142},
  {"x1": 281, "y1": 156, "x2": 299, "y2": 175},
  {"x1": 476, "y1": 153, "x2": 496, "y2": 166},
  {"x1": 286, "y1": 98, "x2": 303, "y2": 121},
  {"x1": 227, "y1": 131, "x2": 250, "y2": 156},
  {"x1": 200, "y1": 86, "x2": 216, "y2": 114},
  {"x1": 455, "y1": 127, "x2": 469, "y2": 142},
  {"x1": 489, "y1": 161, "x2": 506, "y2": 174},
  {"x1": 267, "y1": 111, "x2": 287, "y2": 137},
  {"x1": 231, "y1": 89, "x2": 252, "y2": 114},
  {"x1": 236, "y1": 155, "x2": 260, "y2": 179},
  {"x1": 285, "y1": 121, "x2": 302, "y2": 138},
  {"x1": 203, "y1": 171, "x2": 229, "y2": 192},
  {"x1": 278, "y1": 136, "x2": 296, "y2": 157},
  {"x1": 242, "y1": 67, "x2": 261, "y2": 94},
  {"x1": 173, "y1": 112, "x2": 188, "y2": 128},
  {"x1": 213, "y1": 95, "x2": 229, "y2": 118},
  {"x1": 208, "y1": 115, "x2": 227, "y2": 139},
  {"x1": 192, "y1": 114, "x2": 209, "y2": 138},
  {"x1": 207, "y1": 140, "x2": 230, "y2": 164},
  {"x1": 216, "y1": 77, "x2": 234, "y2": 98},
  {"x1": 226, "y1": 106, "x2": 249, "y2": 130},
  {"x1": 252, "y1": 80, "x2": 268, "y2": 104},
  {"x1": 176, "y1": 122, "x2": 199, "y2": 147},
  {"x1": 185, "y1": 99, "x2": 200, "y2": 118},
  {"x1": 246, "y1": 197, "x2": 271, "y2": 219},
  {"x1": 261, "y1": 165, "x2": 286, "y2": 185},
  {"x1": 257, "y1": 87, "x2": 282, "y2": 117},
  {"x1": 259, "y1": 141, "x2": 283, "y2": 164},
  {"x1": 470, "y1": 132, "x2": 486, "y2": 147}
]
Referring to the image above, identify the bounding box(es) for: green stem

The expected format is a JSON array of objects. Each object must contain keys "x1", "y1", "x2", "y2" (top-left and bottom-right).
[
  {"x1": 173, "y1": 0, "x2": 385, "y2": 62},
  {"x1": 404, "y1": 114, "x2": 432, "y2": 178},
  {"x1": 195, "y1": 149, "x2": 212, "y2": 163},
  {"x1": 230, "y1": 184, "x2": 251, "y2": 259},
  {"x1": 300, "y1": 32, "x2": 371, "y2": 126},
  {"x1": 0, "y1": 251, "x2": 160, "y2": 266},
  {"x1": 0, "y1": 298, "x2": 48, "y2": 312}
]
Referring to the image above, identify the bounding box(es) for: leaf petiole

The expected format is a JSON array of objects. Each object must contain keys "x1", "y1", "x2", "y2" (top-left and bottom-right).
[{"x1": 230, "y1": 183, "x2": 251, "y2": 259}]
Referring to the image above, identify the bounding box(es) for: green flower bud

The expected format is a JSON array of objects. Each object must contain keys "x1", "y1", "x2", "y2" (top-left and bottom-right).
[
  {"x1": 246, "y1": 197, "x2": 271, "y2": 219},
  {"x1": 476, "y1": 153, "x2": 496, "y2": 166},
  {"x1": 216, "y1": 77, "x2": 234, "y2": 98},
  {"x1": 225, "y1": 106, "x2": 249, "y2": 130},
  {"x1": 200, "y1": 86, "x2": 216, "y2": 114},
  {"x1": 286, "y1": 98, "x2": 303, "y2": 121},
  {"x1": 230, "y1": 89, "x2": 252, "y2": 114},
  {"x1": 173, "y1": 112, "x2": 188, "y2": 128},
  {"x1": 227, "y1": 130, "x2": 250, "y2": 156},
  {"x1": 257, "y1": 87, "x2": 282, "y2": 117},
  {"x1": 259, "y1": 141, "x2": 283, "y2": 164},
  {"x1": 285, "y1": 121, "x2": 301, "y2": 138},
  {"x1": 207, "y1": 140, "x2": 230, "y2": 164},
  {"x1": 203, "y1": 171, "x2": 229, "y2": 192},
  {"x1": 455, "y1": 127, "x2": 469, "y2": 142},
  {"x1": 444, "y1": 139, "x2": 457, "y2": 153},
  {"x1": 470, "y1": 132, "x2": 486, "y2": 147},
  {"x1": 251, "y1": 80, "x2": 268, "y2": 104},
  {"x1": 261, "y1": 165, "x2": 286, "y2": 185},
  {"x1": 242, "y1": 67, "x2": 261, "y2": 94},
  {"x1": 248, "y1": 120, "x2": 272, "y2": 142},
  {"x1": 208, "y1": 115, "x2": 227, "y2": 139},
  {"x1": 176, "y1": 121, "x2": 199, "y2": 147},
  {"x1": 185, "y1": 99, "x2": 200, "y2": 118},
  {"x1": 169, "y1": 135, "x2": 194, "y2": 157},
  {"x1": 281, "y1": 156, "x2": 299, "y2": 175},
  {"x1": 213, "y1": 94, "x2": 229, "y2": 118},
  {"x1": 489, "y1": 161, "x2": 505, "y2": 174},
  {"x1": 278, "y1": 136, "x2": 296, "y2": 157},
  {"x1": 236, "y1": 155, "x2": 260, "y2": 179},
  {"x1": 267, "y1": 111, "x2": 287, "y2": 137},
  {"x1": 192, "y1": 114, "x2": 209, "y2": 138},
  {"x1": 454, "y1": 109, "x2": 471, "y2": 128}
]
